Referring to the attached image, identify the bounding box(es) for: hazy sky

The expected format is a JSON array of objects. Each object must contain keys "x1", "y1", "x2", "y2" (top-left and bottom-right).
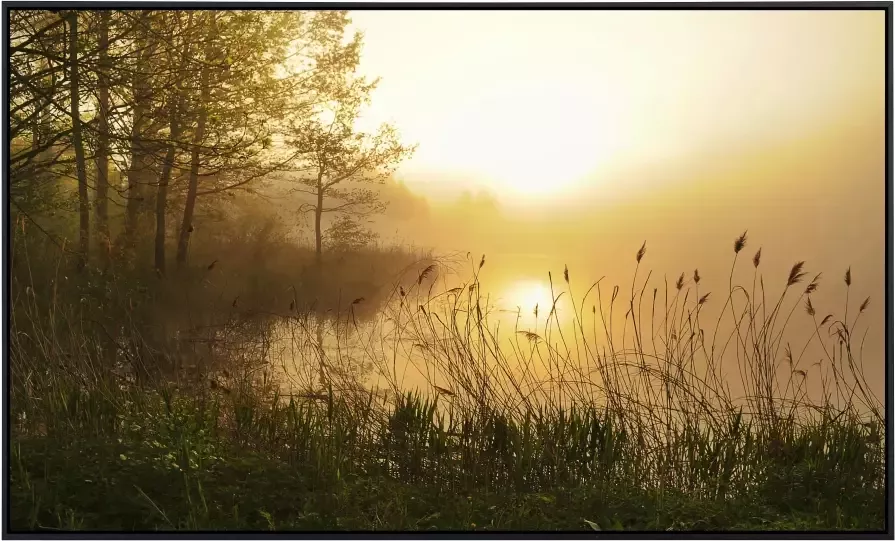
[
  {"x1": 339, "y1": 9, "x2": 886, "y2": 400},
  {"x1": 349, "y1": 10, "x2": 884, "y2": 204}
]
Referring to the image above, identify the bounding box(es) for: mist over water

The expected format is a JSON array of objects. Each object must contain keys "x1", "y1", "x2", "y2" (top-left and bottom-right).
[
  {"x1": 269, "y1": 229, "x2": 882, "y2": 416},
  {"x1": 9, "y1": 8, "x2": 886, "y2": 531},
  {"x1": 256, "y1": 99, "x2": 885, "y2": 411}
]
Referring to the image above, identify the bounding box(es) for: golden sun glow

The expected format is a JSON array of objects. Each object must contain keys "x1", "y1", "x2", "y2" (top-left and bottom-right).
[
  {"x1": 501, "y1": 279, "x2": 556, "y2": 314},
  {"x1": 428, "y1": 85, "x2": 616, "y2": 199},
  {"x1": 348, "y1": 10, "x2": 883, "y2": 203}
]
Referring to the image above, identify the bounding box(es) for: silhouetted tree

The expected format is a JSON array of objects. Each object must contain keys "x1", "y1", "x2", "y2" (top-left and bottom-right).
[
  {"x1": 287, "y1": 77, "x2": 415, "y2": 264},
  {"x1": 66, "y1": 10, "x2": 90, "y2": 269}
]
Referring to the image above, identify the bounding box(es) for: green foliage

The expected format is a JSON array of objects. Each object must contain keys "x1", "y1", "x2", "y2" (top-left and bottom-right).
[
  {"x1": 8, "y1": 225, "x2": 884, "y2": 532},
  {"x1": 7, "y1": 7, "x2": 885, "y2": 530},
  {"x1": 324, "y1": 216, "x2": 379, "y2": 252},
  {"x1": 9, "y1": 419, "x2": 882, "y2": 531}
]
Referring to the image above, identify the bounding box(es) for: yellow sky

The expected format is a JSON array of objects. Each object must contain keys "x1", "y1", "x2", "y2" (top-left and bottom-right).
[{"x1": 348, "y1": 10, "x2": 884, "y2": 203}]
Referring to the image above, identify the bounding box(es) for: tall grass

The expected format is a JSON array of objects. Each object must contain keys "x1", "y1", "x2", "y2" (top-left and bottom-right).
[{"x1": 9, "y1": 230, "x2": 885, "y2": 531}]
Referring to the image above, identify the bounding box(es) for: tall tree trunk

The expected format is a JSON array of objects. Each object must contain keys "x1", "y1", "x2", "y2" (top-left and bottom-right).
[
  {"x1": 94, "y1": 10, "x2": 111, "y2": 269},
  {"x1": 156, "y1": 103, "x2": 181, "y2": 274},
  {"x1": 176, "y1": 13, "x2": 215, "y2": 268},
  {"x1": 93, "y1": 11, "x2": 119, "y2": 370},
  {"x1": 155, "y1": 13, "x2": 192, "y2": 275},
  {"x1": 122, "y1": 11, "x2": 154, "y2": 253},
  {"x1": 68, "y1": 11, "x2": 90, "y2": 271}
]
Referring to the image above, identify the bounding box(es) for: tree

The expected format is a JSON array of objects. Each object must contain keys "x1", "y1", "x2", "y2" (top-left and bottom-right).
[
  {"x1": 67, "y1": 10, "x2": 90, "y2": 270},
  {"x1": 154, "y1": 11, "x2": 193, "y2": 274},
  {"x1": 8, "y1": 9, "x2": 410, "y2": 276},
  {"x1": 171, "y1": 10, "x2": 349, "y2": 267},
  {"x1": 174, "y1": 11, "x2": 216, "y2": 268},
  {"x1": 120, "y1": 10, "x2": 160, "y2": 255},
  {"x1": 9, "y1": 10, "x2": 70, "y2": 214},
  {"x1": 93, "y1": 10, "x2": 111, "y2": 268},
  {"x1": 287, "y1": 79, "x2": 415, "y2": 265},
  {"x1": 324, "y1": 215, "x2": 378, "y2": 253}
]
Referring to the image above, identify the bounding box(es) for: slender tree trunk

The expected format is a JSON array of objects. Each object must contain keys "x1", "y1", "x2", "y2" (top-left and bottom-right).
[
  {"x1": 124, "y1": 70, "x2": 147, "y2": 243},
  {"x1": 94, "y1": 10, "x2": 111, "y2": 269},
  {"x1": 155, "y1": 13, "x2": 192, "y2": 275},
  {"x1": 94, "y1": 12, "x2": 119, "y2": 370},
  {"x1": 122, "y1": 11, "x2": 155, "y2": 252},
  {"x1": 68, "y1": 11, "x2": 90, "y2": 271},
  {"x1": 315, "y1": 173, "x2": 324, "y2": 266},
  {"x1": 156, "y1": 103, "x2": 181, "y2": 274},
  {"x1": 176, "y1": 13, "x2": 216, "y2": 268},
  {"x1": 313, "y1": 171, "x2": 326, "y2": 382}
]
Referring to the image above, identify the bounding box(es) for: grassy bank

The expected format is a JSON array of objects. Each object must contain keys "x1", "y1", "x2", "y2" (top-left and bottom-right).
[
  {"x1": 8, "y1": 386, "x2": 883, "y2": 532},
  {"x1": 8, "y1": 234, "x2": 885, "y2": 532},
  {"x1": 12, "y1": 436, "x2": 874, "y2": 532}
]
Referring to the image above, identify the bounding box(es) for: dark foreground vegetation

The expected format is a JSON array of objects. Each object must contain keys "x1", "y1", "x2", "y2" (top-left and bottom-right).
[
  {"x1": 8, "y1": 8, "x2": 885, "y2": 533},
  {"x1": 9, "y1": 228, "x2": 885, "y2": 532}
]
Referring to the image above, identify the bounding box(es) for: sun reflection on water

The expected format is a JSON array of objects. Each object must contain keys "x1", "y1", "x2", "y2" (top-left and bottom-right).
[{"x1": 500, "y1": 279, "x2": 556, "y2": 316}]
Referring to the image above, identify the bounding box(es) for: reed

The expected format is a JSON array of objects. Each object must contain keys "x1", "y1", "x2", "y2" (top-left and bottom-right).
[{"x1": 8, "y1": 232, "x2": 884, "y2": 531}]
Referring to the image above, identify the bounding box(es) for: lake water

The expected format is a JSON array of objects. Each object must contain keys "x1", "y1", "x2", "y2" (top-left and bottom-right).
[{"x1": 262, "y1": 251, "x2": 882, "y2": 417}]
